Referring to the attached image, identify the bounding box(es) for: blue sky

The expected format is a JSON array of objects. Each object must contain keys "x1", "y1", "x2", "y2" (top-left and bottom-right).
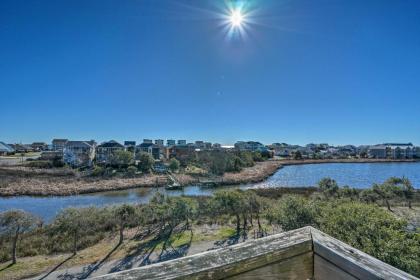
[{"x1": 1, "y1": 0, "x2": 419, "y2": 146}]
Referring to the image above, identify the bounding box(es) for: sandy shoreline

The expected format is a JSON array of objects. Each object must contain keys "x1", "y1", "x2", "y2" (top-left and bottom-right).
[{"x1": 0, "y1": 158, "x2": 417, "y2": 197}]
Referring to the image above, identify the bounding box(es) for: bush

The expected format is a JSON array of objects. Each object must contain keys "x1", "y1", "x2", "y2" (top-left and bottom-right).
[
  {"x1": 52, "y1": 157, "x2": 65, "y2": 168},
  {"x1": 137, "y1": 152, "x2": 154, "y2": 173},
  {"x1": 239, "y1": 151, "x2": 255, "y2": 167},
  {"x1": 110, "y1": 150, "x2": 134, "y2": 168},
  {"x1": 126, "y1": 166, "x2": 138, "y2": 177},
  {"x1": 26, "y1": 160, "x2": 53, "y2": 169},
  {"x1": 91, "y1": 165, "x2": 105, "y2": 177},
  {"x1": 252, "y1": 152, "x2": 264, "y2": 162},
  {"x1": 317, "y1": 202, "x2": 420, "y2": 276},
  {"x1": 169, "y1": 158, "x2": 180, "y2": 172},
  {"x1": 359, "y1": 188, "x2": 379, "y2": 203},
  {"x1": 197, "y1": 151, "x2": 256, "y2": 175},
  {"x1": 49, "y1": 207, "x2": 110, "y2": 254},
  {"x1": 338, "y1": 185, "x2": 359, "y2": 200},
  {"x1": 318, "y1": 177, "x2": 339, "y2": 198},
  {"x1": 265, "y1": 195, "x2": 317, "y2": 231}
]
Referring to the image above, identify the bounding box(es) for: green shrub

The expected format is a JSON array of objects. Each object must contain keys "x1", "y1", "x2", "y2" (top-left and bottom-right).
[
  {"x1": 169, "y1": 158, "x2": 180, "y2": 172},
  {"x1": 26, "y1": 160, "x2": 53, "y2": 169},
  {"x1": 126, "y1": 166, "x2": 138, "y2": 177},
  {"x1": 317, "y1": 202, "x2": 420, "y2": 276},
  {"x1": 137, "y1": 153, "x2": 154, "y2": 173},
  {"x1": 91, "y1": 165, "x2": 105, "y2": 176},
  {"x1": 265, "y1": 195, "x2": 317, "y2": 231}
]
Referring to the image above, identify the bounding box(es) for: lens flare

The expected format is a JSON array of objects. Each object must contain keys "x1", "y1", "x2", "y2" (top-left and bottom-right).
[
  {"x1": 219, "y1": 2, "x2": 255, "y2": 41},
  {"x1": 230, "y1": 9, "x2": 243, "y2": 27}
]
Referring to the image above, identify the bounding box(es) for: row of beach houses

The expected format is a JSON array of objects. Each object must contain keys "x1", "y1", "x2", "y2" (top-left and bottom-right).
[
  {"x1": 367, "y1": 143, "x2": 419, "y2": 159},
  {"x1": 1, "y1": 139, "x2": 419, "y2": 168},
  {"x1": 45, "y1": 139, "x2": 224, "y2": 167}
]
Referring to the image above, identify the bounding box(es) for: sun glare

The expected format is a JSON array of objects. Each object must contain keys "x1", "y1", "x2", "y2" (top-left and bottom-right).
[
  {"x1": 221, "y1": 4, "x2": 252, "y2": 41},
  {"x1": 230, "y1": 9, "x2": 243, "y2": 27}
]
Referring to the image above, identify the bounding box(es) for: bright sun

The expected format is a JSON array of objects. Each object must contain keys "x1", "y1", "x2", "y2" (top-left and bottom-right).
[{"x1": 230, "y1": 9, "x2": 243, "y2": 27}]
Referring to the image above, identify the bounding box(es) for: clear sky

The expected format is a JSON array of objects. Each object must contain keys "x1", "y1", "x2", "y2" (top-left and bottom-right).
[{"x1": 1, "y1": 0, "x2": 419, "y2": 146}]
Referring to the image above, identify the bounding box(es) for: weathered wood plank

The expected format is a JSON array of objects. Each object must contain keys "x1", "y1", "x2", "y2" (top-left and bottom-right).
[
  {"x1": 92, "y1": 227, "x2": 312, "y2": 280},
  {"x1": 228, "y1": 251, "x2": 313, "y2": 280},
  {"x1": 314, "y1": 254, "x2": 357, "y2": 280},
  {"x1": 311, "y1": 227, "x2": 419, "y2": 280}
]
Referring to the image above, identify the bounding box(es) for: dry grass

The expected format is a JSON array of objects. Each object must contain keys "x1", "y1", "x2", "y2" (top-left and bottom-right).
[
  {"x1": 0, "y1": 167, "x2": 169, "y2": 196},
  {"x1": 0, "y1": 236, "x2": 123, "y2": 280},
  {"x1": 0, "y1": 161, "x2": 283, "y2": 196},
  {"x1": 390, "y1": 206, "x2": 420, "y2": 230},
  {"x1": 221, "y1": 161, "x2": 283, "y2": 184}
]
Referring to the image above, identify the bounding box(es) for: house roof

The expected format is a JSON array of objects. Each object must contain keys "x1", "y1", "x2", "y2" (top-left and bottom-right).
[
  {"x1": 137, "y1": 142, "x2": 154, "y2": 148},
  {"x1": 97, "y1": 140, "x2": 124, "y2": 148},
  {"x1": 0, "y1": 142, "x2": 14, "y2": 153},
  {"x1": 383, "y1": 143, "x2": 413, "y2": 147},
  {"x1": 124, "y1": 141, "x2": 136, "y2": 146},
  {"x1": 66, "y1": 141, "x2": 94, "y2": 148},
  {"x1": 370, "y1": 144, "x2": 414, "y2": 150},
  {"x1": 52, "y1": 139, "x2": 68, "y2": 143},
  {"x1": 11, "y1": 144, "x2": 34, "y2": 151}
]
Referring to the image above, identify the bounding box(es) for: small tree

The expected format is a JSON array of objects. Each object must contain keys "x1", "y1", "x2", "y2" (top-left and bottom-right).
[
  {"x1": 359, "y1": 188, "x2": 380, "y2": 204},
  {"x1": 339, "y1": 185, "x2": 359, "y2": 200},
  {"x1": 293, "y1": 150, "x2": 302, "y2": 160},
  {"x1": 372, "y1": 181, "x2": 400, "y2": 211},
  {"x1": 91, "y1": 165, "x2": 105, "y2": 176},
  {"x1": 212, "y1": 190, "x2": 244, "y2": 233},
  {"x1": 147, "y1": 194, "x2": 197, "y2": 242},
  {"x1": 51, "y1": 207, "x2": 102, "y2": 255},
  {"x1": 384, "y1": 177, "x2": 414, "y2": 209},
  {"x1": 126, "y1": 166, "x2": 137, "y2": 177},
  {"x1": 210, "y1": 155, "x2": 227, "y2": 175},
  {"x1": 252, "y1": 152, "x2": 263, "y2": 162},
  {"x1": 137, "y1": 152, "x2": 154, "y2": 173},
  {"x1": 401, "y1": 178, "x2": 414, "y2": 209},
  {"x1": 0, "y1": 210, "x2": 39, "y2": 264},
  {"x1": 239, "y1": 151, "x2": 254, "y2": 167},
  {"x1": 318, "y1": 177, "x2": 339, "y2": 198},
  {"x1": 232, "y1": 156, "x2": 244, "y2": 172},
  {"x1": 169, "y1": 158, "x2": 180, "y2": 172},
  {"x1": 114, "y1": 204, "x2": 136, "y2": 244},
  {"x1": 110, "y1": 150, "x2": 134, "y2": 168},
  {"x1": 245, "y1": 192, "x2": 266, "y2": 234},
  {"x1": 268, "y1": 195, "x2": 316, "y2": 231}
]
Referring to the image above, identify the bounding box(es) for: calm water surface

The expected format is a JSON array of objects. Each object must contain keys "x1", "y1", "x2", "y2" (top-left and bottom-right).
[
  {"x1": 1, "y1": 162, "x2": 419, "y2": 221},
  {"x1": 252, "y1": 162, "x2": 420, "y2": 189}
]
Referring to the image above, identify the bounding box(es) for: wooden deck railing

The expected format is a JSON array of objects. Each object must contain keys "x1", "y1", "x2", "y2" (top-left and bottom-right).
[{"x1": 92, "y1": 226, "x2": 419, "y2": 280}]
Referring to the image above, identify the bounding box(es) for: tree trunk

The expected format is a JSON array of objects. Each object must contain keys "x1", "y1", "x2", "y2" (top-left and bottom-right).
[
  {"x1": 408, "y1": 200, "x2": 412, "y2": 209},
  {"x1": 12, "y1": 227, "x2": 19, "y2": 264},
  {"x1": 119, "y1": 224, "x2": 124, "y2": 244},
  {"x1": 257, "y1": 214, "x2": 262, "y2": 233},
  {"x1": 236, "y1": 214, "x2": 240, "y2": 234},
  {"x1": 242, "y1": 214, "x2": 247, "y2": 231},
  {"x1": 162, "y1": 226, "x2": 173, "y2": 253},
  {"x1": 73, "y1": 233, "x2": 78, "y2": 255},
  {"x1": 385, "y1": 199, "x2": 391, "y2": 211}
]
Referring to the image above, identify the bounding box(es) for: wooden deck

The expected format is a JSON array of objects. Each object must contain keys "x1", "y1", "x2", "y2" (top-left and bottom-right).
[{"x1": 91, "y1": 227, "x2": 419, "y2": 280}]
